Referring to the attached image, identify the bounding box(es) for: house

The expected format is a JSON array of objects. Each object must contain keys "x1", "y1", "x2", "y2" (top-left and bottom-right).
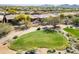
[{"x1": 0, "y1": 14, "x2": 59, "y2": 25}]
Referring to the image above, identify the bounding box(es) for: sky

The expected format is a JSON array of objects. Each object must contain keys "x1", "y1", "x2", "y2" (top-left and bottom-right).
[{"x1": 0, "y1": 0, "x2": 79, "y2": 5}]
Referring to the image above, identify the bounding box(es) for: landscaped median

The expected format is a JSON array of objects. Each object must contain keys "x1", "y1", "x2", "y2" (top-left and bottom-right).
[{"x1": 9, "y1": 30, "x2": 69, "y2": 51}]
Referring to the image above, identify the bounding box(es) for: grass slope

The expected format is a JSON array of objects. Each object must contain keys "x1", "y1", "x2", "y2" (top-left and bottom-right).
[
  {"x1": 64, "y1": 28, "x2": 79, "y2": 38},
  {"x1": 10, "y1": 30, "x2": 69, "y2": 51}
]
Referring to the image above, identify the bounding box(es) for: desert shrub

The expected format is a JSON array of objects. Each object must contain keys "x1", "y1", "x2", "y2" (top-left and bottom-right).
[
  {"x1": 27, "y1": 22, "x2": 33, "y2": 28},
  {"x1": 66, "y1": 33, "x2": 70, "y2": 37},
  {"x1": 70, "y1": 26, "x2": 73, "y2": 28},
  {"x1": 58, "y1": 30, "x2": 61, "y2": 33},
  {"x1": 19, "y1": 25, "x2": 26, "y2": 30},
  {"x1": 58, "y1": 52, "x2": 61, "y2": 54},
  {"x1": 37, "y1": 27, "x2": 41, "y2": 30},
  {"x1": 0, "y1": 23, "x2": 13, "y2": 38},
  {"x1": 25, "y1": 50, "x2": 36, "y2": 54},
  {"x1": 77, "y1": 38, "x2": 79, "y2": 40},
  {"x1": 47, "y1": 49, "x2": 56, "y2": 54},
  {"x1": 43, "y1": 27, "x2": 56, "y2": 32},
  {"x1": 66, "y1": 47, "x2": 74, "y2": 53},
  {"x1": 66, "y1": 49, "x2": 74, "y2": 53},
  {"x1": 75, "y1": 44, "x2": 79, "y2": 50},
  {"x1": 25, "y1": 51, "x2": 30, "y2": 54},
  {"x1": 3, "y1": 42, "x2": 7, "y2": 45},
  {"x1": 13, "y1": 36, "x2": 18, "y2": 39}
]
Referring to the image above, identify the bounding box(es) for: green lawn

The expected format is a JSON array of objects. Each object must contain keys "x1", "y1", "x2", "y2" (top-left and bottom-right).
[
  {"x1": 10, "y1": 30, "x2": 69, "y2": 51},
  {"x1": 64, "y1": 28, "x2": 79, "y2": 38}
]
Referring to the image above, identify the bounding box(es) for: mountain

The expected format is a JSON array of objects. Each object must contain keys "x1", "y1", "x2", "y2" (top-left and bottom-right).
[
  {"x1": 0, "y1": 4, "x2": 79, "y2": 8},
  {"x1": 58, "y1": 4, "x2": 79, "y2": 8}
]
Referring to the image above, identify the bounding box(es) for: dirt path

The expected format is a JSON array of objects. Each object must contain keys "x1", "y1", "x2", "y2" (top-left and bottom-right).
[
  {"x1": 0, "y1": 44, "x2": 16, "y2": 54},
  {"x1": 0, "y1": 27, "x2": 38, "y2": 54},
  {"x1": 36, "y1": 48, "x2": 48, "y2": 54}
]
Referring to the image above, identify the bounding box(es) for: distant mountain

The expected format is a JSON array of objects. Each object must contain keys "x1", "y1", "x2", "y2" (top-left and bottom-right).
[
  {"x1": 0, "y1": 4, "x2": 79, "y2": 8},
  {"x1": 39, "y1": 4, "x2": 54, "y2": 7},
  {"x1": 39, "y1": 4, "x2": 79, "y2": 8},
  {"x1": 58, "y1": 4, "x2": 79, "y2": 8}
]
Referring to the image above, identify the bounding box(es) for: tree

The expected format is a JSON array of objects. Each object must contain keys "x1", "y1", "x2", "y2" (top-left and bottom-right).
[
  {"x1": 66, "y1": 15, "x2": 73, "y2": 19},
  {"x1": 15, "y1": 14, "x2": 31, "y2": 28},
  {"x1": 41, "y1": 18, "x2": 48, "y2": 25},
  {"x1": 59, "y1": 14, "x2": 65, "y2": 24},
  {"x1": 6, "y1": 9, "x2": 16, "y2": 14},
  {"x1": 72, "y1": 17, "x2": 79, "y2": 26},
  {"x1": 47, "y1": 16, "x2": 59, "y2": 28},
  {"x1": 0, "y1": 23, "x2": 13, "y2": 38},
  {"x1": 62, "y1": 15, "x2": 73, "y2": 25},
  {"x1": 59, "y1": 14, "x2": 65, "y2": 19}
]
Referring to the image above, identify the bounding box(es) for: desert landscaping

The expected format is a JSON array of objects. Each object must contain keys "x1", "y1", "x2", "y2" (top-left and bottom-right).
[{"x1": 0, "y1": 5, "x2": 79, "y2": 54}]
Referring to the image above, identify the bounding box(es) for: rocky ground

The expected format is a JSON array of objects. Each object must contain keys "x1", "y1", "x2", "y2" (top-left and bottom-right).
[{"x1": 0, "y1": 25, "x2": 79, "y2": 54}]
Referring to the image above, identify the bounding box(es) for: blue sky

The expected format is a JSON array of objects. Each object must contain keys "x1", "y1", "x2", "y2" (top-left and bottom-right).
[{"x1": 0, "y1": 0, "x2": 79, "y2": 5}]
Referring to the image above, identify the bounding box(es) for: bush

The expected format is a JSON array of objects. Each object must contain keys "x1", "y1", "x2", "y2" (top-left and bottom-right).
[
  {"x1": 0, "y1": 23, "x2": 13, "y2": 38},
  {"x1": 29, "y1": 50, "x2": 36, "y2": 54},
  {"x1": 20, "y1": 25, "x2": 26, "y2": 30},
  {"x1": 37, "y1": 27, "x2": 41, "y2": 30},
  {"x1": 47, "y1": 49, "x2": 56, "y2": 54},
  {"x1": 25, "y1": 50, "x2": 36, "y2": 54},
  {"x1": 66, "y1": 47, "x2": 74, "y2": 53},
  {"x1": 58, "y1": 52, "x2": 61, "y2": 54},
  {"x1": 66, "y1": 33, "x2": 70, "y2": 37},
  {"x1": 3, "y1": 42, "x2": 7, "y2": 45},
  {"x1": 70, "y1": 26, "x2": 73, "y2": 28},
  {"x1": 75, "y1": 44, "x2": 79, "y2": 50},
  {"x1": 66, "y1": 49, "x2": 74, "y2": 53},
  {"x1": 13, "y1": 36, "x2": 18, "y2": 39},
  {"x1": 25, "y1": 51, "x2": 30, "y2": 54},
  {"x1": 58, "y1": 30, "x2": 61, "y2": 33}
]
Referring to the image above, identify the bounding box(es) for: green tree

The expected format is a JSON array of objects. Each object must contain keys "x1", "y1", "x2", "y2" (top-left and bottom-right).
[
  {"x1": 59, "y1": 14, "x2": 65, "y2": 19},
  {"x1": 59, "y1": 14, "x2": 65, "y2": 23},
  {"x1": 64, "y1": 15, "x2": 74, "y2": 25},
  {"x1": 47, "y1": 16, "x2": 59, "y2": 28},
  {"x1": 0, "y1": 23, "x2": 13, "y2": 38},
  {"x1": 72, "y1": 17, "x2": 79, "y2": 26}
]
